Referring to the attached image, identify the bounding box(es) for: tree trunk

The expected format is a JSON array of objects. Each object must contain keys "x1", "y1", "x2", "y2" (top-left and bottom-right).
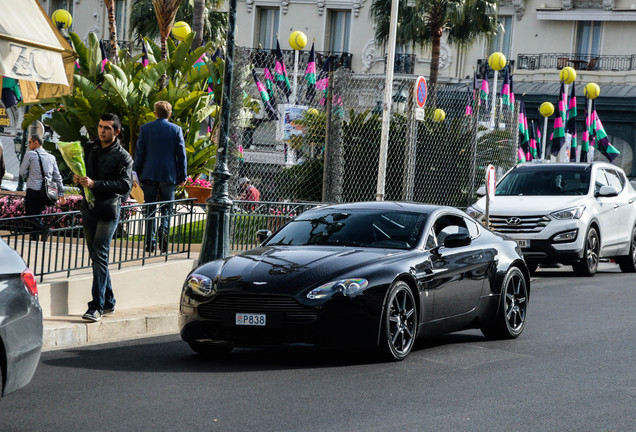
[
  {"x1": 192, "y1": 0, "x2": 205, "y2": 48},
  {"x1": 105, "y1": 0, "x2": 119, "y2": 63},
  {"x1": 428, "y1": 26, "x2": 443, "y2": 106}
]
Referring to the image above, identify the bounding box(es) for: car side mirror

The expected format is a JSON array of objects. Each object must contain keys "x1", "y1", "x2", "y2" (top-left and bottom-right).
[
  {"x1": 444, "y1": 233, "x2": 471, "y2": 248},
  {"x1": 476, "y1": 185, "x2": 486, "y2": 197},
  {"x1": 597, "y1": 185, "x2": 619, "y2": 197},
  {"x1": 256, "y1": 229, "x2": 272, "y2": 244}
]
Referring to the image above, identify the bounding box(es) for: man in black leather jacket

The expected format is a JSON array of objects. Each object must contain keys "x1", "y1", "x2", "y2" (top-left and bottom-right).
[{"x1": 75, "y1": 113, "x2": 133, "y2": 322}]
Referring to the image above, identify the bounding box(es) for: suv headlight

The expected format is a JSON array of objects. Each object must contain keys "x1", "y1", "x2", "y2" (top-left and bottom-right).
[
  {"x1": 551, "y1": 205, "x2": 586, "y2": 220},
  {"x1": 307, "y1": 278, "x2": 369, "y2": 300},
  {"x1": 466, "y1": 206, "x2": 484, "y2": 221}
]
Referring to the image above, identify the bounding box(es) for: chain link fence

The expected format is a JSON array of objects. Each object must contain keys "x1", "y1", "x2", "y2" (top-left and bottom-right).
[{"x1": 223, "y1": 46, "x2": 519, "y2": 209}]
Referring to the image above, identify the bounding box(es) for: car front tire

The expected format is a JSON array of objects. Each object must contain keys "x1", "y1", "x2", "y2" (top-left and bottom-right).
[
  {"x1": 481, "y1": 266, "x2": 528, "y2": 340},
  {"x1": 379, "y1": 281, "x2": 417, "y2": 361},
  {"x1": 617, "y1": 226, "x2": 636, "y2": 273},
  {"x1": 573, "y1": 227, "x2": 599, "y2": 277}
]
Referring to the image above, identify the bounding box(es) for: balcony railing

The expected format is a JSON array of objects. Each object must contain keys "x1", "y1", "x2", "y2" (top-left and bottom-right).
[
  {"x1": 244, "y1": 48, "x2": 353, "y2": 72},
  {"x1": 516, "y1": 53, "x2": 636, "y2": 71},
  {"x1": 384, "y1": 54, "x2": 416, "y2": 74}
]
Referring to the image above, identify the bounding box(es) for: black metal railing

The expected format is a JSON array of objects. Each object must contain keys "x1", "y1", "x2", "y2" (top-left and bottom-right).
[
  {"x1": 516, "y1": 53, "x2": 636, "y2": 71},
  {"x1": 384, "y1": 54, "x2": 416, "y2": 74},
  {"x1": 476, "y1": 59, "x2": 516, "y2": 79},
  {"x1": 244, "y1": 48, "x2": 353, "y2": 71},
  {"x1": 100, "y1": 39, "x2": 135, "y2": 59},
  {"x1": 0, "y1": 197, "x2": 202, "y2": 281}
]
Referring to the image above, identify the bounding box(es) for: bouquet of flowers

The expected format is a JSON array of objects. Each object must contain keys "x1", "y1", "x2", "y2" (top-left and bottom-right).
[
  {"x1": 185, "y1": 177, "x2": 212, "y2": 188},
  {"x1": 58, "y1": 141, "x2": 95, "y2": 205}
]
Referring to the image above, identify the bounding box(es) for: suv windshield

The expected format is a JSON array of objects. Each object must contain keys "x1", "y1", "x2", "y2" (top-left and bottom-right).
[
  {"x1": 265, "y1": 209, "x2": 428, "y2": 250},
  {"x1": 496, "y1": 167, "x2": 591, "y2": 196}
]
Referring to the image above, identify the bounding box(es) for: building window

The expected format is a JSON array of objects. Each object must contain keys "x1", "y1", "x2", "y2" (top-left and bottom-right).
[
  {"x1": 328, "y1": 10, "x2": 351, "y2": 53},
  {"x1": 115, "y1": 0, "x2": 128, "y2": 41},
  {"x1": 576, "y1": 21, "x2": 601, "y2": 55},
  {"x1": 489, "y1": 16, "x2": 512, "y2": 59},
  {"x1": 256, "y1": 7, "x2": 279, "y2": 50}
]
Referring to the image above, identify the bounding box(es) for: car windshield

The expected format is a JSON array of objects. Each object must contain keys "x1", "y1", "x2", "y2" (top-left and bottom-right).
[
  {"x1": 265, "y1": 209, "x2": 429, "y2": 250},
  {"x1": 496, "y1": 167, "x2": 591, "y2": 196}
]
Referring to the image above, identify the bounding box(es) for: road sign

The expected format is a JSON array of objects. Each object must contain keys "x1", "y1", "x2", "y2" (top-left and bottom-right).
[{"x1": 415, "y1": 76, "x2": 427, "y2": 109}]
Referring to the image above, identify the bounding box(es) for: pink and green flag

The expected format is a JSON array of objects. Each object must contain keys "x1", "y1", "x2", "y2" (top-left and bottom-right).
[
  {"x1": 465, "y1": 71, "x2": 478, "y2": 116},
  {"x1": 275, "y1": 40, "x2": 292, "y2": 101},
  {"x1": 304, "y1": 42, "x2": 316, "y2": 103},
  {"x1": 263, "y1": 67, "x2": 276, "y2": 105},
  {"x1": 592, "y1": 100, "x2": 620, "y2": 163},
  {"x1": 550, "y1": 83, "x2": 567, "y2": 156},
  {"x1": 566, "y1": 82, "x2": 578, "y2": 162},
  {"x1": 479, "y1": 65, "x2": 489, "y2": 105},
  {"x1": 501, "y1": 66, "x2": 513, "y2": 110},
  {"x1": 518, "y1": 99, "x2": 530, "y2": 162},
  {"x1": 580, "y1": 99, "x2": 592, "y2": 162},
  {"x1": 315, "y1": 56, "x2": 332, "y2": 105},
  {"x1": 252, "y1": 68, "x2": 278, "y2": 120},
  {"x1": 529, "y1": 119, "x2": 538, "y2": 160},
  {"x1": 141, "y1": 40, "x2": 150, "y2": 67}
]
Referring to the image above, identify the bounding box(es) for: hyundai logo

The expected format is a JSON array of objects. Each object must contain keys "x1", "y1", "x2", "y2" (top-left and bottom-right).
[{"x1": 507, "y1": 217, "x2": 522, "y2": 225}]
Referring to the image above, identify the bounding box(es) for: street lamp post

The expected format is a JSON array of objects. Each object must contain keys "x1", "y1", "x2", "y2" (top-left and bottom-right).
[{"x1": 198, "y1": 0, "x2": 238, "y2": 263}]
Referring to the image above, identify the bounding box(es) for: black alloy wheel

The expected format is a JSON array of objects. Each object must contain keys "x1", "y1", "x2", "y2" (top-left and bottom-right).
[
  {"x1": 573, "y1": 227, "x2": 599, "y2": 277},
  {"x1": 379, "y1": 281, "x2": 417, "y2": 361},
  {"x1": 481, "y1": 266, "x2": 528, "y2": 339},
  {"x1": 617, "y1": 226, "x2": 636, "y2": 273}
]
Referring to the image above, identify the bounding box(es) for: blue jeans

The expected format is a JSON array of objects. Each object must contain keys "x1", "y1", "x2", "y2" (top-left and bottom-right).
[
  {"x1": 83, "y1": 211, "x2": 119, "y2": 312},
  {"x1": 142, "y1": 181, "x2": 175, "y2": 248}
]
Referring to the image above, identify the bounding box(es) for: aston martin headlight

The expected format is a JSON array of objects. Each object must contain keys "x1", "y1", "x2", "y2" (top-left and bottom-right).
[
  {"x1": 551, "y1": 205, "x2": 586, "y2": 220},
  {"x1": 307, "y1": 278, "x2": 369, "y2": 300},
  {"x1": 466, "y1": 205, "x2": 484, "y2": 221},
  {"x1": 185, "y1": 273, "x2": 216, "y2": 297}
]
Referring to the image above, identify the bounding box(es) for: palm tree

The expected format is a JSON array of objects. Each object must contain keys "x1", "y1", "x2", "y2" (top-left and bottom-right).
[
  {"x1": 370, "y1": 0, "x2": 498, "y2": 90},
  {"x1": 130, "y1": 0, "x2": 227, "y2": 48},
  {"x1": 151, "y1": 0, "x2": 184, "y2": 60},
  {"x1": 105, "y1": 0, "x2": 119, "y2": 62}
]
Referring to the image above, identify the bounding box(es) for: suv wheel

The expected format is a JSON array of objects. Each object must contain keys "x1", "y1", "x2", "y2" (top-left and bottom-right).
[
  {"x1": 617, "y1": 225, "x2": 636, "y2": 273},
  {"x1": 573, "y1": 227, "x2": 599, "y2": 277}
]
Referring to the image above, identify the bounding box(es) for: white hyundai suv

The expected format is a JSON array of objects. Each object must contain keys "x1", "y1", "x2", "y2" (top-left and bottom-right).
[{"x1": 466, "y1": 162, "x2": 636, "y2": 276}]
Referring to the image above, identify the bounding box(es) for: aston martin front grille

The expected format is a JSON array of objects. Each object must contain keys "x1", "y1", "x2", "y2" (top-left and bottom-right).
[
  {"x1": 198, "y1": 293, "x2": 318, "y2": 324},
  {"x1": 488, "y1": 215, "x2": 550, "y2": 233}
]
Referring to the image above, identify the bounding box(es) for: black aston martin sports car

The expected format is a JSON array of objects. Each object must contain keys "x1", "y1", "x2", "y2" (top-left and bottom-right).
[{"x1": 179, "y1": 202, "x2": 530, "y2": 361}]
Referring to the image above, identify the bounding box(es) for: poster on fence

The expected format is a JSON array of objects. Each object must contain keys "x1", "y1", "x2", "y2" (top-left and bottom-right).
[{"x1": 276, "y1": 104, "x2": 308, "y2": 142}]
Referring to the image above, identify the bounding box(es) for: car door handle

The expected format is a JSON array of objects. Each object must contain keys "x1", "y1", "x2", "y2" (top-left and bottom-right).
[
  {"x1": 629, "y1": 200, "x2": 634, "y2": 204},
  {"x1": 614, "y1": 204, "x2": 619, "y2": 209}
]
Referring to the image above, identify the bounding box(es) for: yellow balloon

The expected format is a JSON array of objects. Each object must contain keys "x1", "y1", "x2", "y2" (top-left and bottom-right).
[
  {"x1": 172, "y1": 21, "x2": 191, "y2": 41},
  {"x1": 584, "y1": 82, "x2": 601, "y2": 99},
  {"x1": 539, "y1": 102, "x2": 555, "y2": 118},
  {"x1": 488, "y1": 52, "x2": 507, "y2": 71},
  {"x1": 559, "y1": 66, "x2": 577, "y2": 84},
  {"x1": 52, "y1": 9, "x2": 72, "y2": 29},
  {"x1": 289, "y1": 31, "x2": 308, "y2": 50},
  {"x1": 433, "y1": 109, "x2": 446, "y2": 122}
]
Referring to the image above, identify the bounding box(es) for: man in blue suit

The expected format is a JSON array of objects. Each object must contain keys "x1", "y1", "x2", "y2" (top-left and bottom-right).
[{"x1": 134, "y1": 101, "x2": 187, "y2": 252}]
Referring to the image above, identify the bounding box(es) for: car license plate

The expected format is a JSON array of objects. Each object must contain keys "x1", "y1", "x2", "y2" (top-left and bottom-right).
[
  {"x1": 236, "y1": 313, "x2": 266, "y2": 326},
  {"x1": 516, "y1": 240, "x2": 530, "y2": 248}
]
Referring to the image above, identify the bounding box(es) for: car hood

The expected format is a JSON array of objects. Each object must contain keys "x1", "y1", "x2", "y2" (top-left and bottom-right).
[
  {"x1": 211, "y1": 246, "x2": 402, "y2": 295},
  {"x1": 472, "y1": 195, "x2": 588, "y2": 215},
  {"x1": 0, "y1": 239, "x2": 27, "y2": 276}
]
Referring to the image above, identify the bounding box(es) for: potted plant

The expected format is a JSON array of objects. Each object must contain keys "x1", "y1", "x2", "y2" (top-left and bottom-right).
[{"x1": 184, "y1": 177, "x2": 213, "y2": 204}]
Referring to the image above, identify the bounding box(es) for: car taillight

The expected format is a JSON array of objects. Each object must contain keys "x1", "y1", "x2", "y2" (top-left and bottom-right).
[{"x1": 21, "y1": 269, "x2": 38, "y2": 296}]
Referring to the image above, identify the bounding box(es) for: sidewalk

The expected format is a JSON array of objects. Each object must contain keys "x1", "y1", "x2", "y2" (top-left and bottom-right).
[{"x1": 40, "y1": 255, "x2": 198, "y2": 351}]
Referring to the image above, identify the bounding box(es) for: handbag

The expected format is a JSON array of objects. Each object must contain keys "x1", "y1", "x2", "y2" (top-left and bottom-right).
[{"x1": 36, "y1": 151, "x2": 58, "y2": 206}]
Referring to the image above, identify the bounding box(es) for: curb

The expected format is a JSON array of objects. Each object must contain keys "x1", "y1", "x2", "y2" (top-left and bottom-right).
[{"x1": 43, "y1": 304, "x2": 179, "y2": 351}]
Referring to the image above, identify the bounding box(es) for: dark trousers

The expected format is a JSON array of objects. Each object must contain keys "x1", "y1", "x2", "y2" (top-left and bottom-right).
[
  {"x1": 82, "y1": 211, "x2": 119, "y2": 313},
  {"x1": 25, "y1": 188, "x2": 46, "y2": 235},
  {"x1": 141, "y1": 181, "x2": 175, "y2": 249}
]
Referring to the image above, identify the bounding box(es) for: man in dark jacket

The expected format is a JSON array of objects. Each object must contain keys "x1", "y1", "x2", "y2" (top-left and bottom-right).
[
  {"x1": 75, "y1": 113, "x2": 133, "y2": 322},
  {"x1": 134, "y1": 101, "x2": 186, "y2": 252}
]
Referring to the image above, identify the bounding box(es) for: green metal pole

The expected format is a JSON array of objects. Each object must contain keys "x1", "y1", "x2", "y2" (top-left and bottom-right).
[{"x1": 198, "y1": 0, "x2": 237, "y2": 264}]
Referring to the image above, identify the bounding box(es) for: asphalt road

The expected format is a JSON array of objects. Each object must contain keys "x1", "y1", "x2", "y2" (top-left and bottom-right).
[{"x1": 2, "y1": 263, "x2": 636, "y2": 431}]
